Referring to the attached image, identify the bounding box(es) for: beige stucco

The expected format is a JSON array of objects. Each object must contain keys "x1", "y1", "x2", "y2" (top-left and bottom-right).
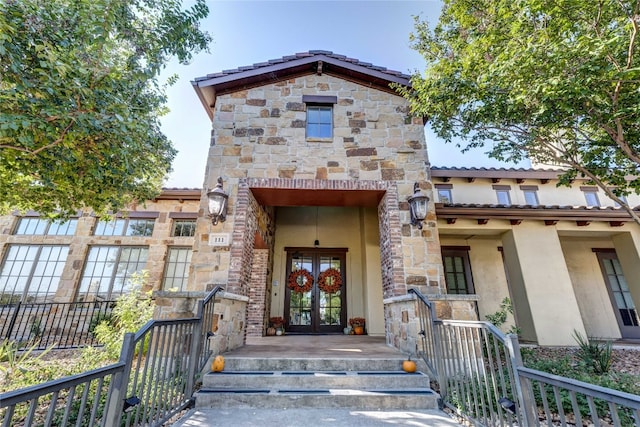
[
  {"x1": 435, "y1": 176, "x2": 640, "y2": 208},
  {"x1": 269, "y1": 206, "x2": 385, "y2": 336},
  {"x1": 560, "y1": 237, "x2": 621, "y2": 339}
]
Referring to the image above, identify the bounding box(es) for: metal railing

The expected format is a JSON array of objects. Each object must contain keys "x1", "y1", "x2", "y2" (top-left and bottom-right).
[
  {"x1": 0, "y1": 286, "x2": 223, "y2": 427},
  {"x1": 1, "y1": 300, "x2": 116, "y2": 349},
  {"x1": 409, "y1": 288, "x2": 640, "y2": 427}
]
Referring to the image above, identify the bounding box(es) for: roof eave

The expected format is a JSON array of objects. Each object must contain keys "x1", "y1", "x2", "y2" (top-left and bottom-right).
[{"x1": 192, "y1": 54, "x2": 412, "y2": 120}]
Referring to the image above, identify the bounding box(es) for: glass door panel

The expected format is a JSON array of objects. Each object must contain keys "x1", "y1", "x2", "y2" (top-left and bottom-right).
[
  {"x1": 596, "y1": 251, "x2": 640, "y2": 339},
  {"x1": 284, "y1": 248, "x2": 346, "y2": 334}
]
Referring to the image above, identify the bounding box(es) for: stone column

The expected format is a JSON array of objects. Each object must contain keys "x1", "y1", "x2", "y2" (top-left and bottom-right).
[{"x1": 502, "y1": 223, "x2": 586, "y2": 346}]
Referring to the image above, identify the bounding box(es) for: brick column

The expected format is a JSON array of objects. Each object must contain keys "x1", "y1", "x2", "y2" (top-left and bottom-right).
[{"x1": 246, "y1": 249, "x2": 269, "y2": 337}]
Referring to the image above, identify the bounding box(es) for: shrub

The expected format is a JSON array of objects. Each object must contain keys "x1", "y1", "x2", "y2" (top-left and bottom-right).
[
  {"x1": 485, "y1": 297, "x2": 521, "y2": 335},
  {"x1": 572, "y1": 330, "x2": 612, "y2": 374},
  {"x1": 93, "y1": 271, "x2": 154, "y2": 359}
]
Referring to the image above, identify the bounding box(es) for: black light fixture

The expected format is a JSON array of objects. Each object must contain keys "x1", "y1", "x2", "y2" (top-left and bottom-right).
[
  {"x1": 498, "y1": 397, "x2": 516, "y2": 414},
  {"x1": 123, "y1": 395, "x2": 141, "y2": 413},
  {"x1": 408, "y1": 182, "x2": 429, "y2": 229},
  {"x1": 206, "y1": 177, "x2": 228, "y2": 225}
]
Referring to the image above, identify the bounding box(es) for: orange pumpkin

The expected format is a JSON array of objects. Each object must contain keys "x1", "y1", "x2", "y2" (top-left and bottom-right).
[
  {"x1": 212, "y1": 355, "x2": 225, "y2": 372},
  {"x1": 402, "y1": 358, "x2": 417, "y2": 373}
]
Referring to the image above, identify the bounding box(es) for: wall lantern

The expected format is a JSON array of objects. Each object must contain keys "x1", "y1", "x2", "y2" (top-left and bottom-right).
[
  {"x1": 206, "y1": 177, "x2": 228, "y2": 225},
  {"x1": 123, "y1": 395, "x2": 141, "y2": 413},
  {"x1": 408, "y1": 182, "x2": 429, "y2": 229}
]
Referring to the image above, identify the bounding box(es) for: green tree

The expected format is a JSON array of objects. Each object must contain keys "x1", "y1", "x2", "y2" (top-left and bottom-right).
[
  {"x1": 0, "y1": 0, "x2": 211, "y2": 218},
  {"x1": 401, "y1": 0, "x2": 640, "y2": 223}
]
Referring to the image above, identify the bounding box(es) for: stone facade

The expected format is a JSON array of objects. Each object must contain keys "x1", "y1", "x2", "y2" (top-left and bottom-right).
[
  {"x1": 0, "y1": 194, "x2": 200, "y2": 301},
  {"x1": 191, "y1": 73, "x2": 445, "y2": 316}
]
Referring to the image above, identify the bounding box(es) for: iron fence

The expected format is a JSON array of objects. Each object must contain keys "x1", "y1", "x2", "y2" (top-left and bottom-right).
[
  {"x1": 409, "y1": 288, "x2": 640, "y2": 427},
  {"x1": 0, "y1": 286, "x2": 223, "y2": 427},
  {"x1": 1, "y1": 300, "x2": 116, "y2": 350}
]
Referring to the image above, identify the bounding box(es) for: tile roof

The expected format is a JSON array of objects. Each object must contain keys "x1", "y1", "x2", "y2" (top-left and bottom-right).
[{"x1": 192, "y1": 50, "x2": 411, "y2": 83}]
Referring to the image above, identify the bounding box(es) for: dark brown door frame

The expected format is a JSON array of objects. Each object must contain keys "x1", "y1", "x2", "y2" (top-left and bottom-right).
[{"x1": 284, "y1": 247, "x2": 347, "y2": 334}]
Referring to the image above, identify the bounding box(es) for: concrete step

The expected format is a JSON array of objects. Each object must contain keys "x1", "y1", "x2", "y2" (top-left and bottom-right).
[
  {"x1": 193, "y1": 387, "x2": 439, "y2": 410},
  {"x1": 218, "y1": 356, "x2": 409, "y2": 372},
  {"x1": 203, "y1": 370, "x2": 429, "y2": 389},
  {"x1": 172, "y1": 408, "x2": 462, "y2": 427}
]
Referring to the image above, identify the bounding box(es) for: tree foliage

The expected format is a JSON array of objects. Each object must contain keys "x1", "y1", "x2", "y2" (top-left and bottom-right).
[
  {"x1": 0, "y1": 0, "x2": 211, "y2": 218},
  {"x1": 402, "y1": 0, "x2": 640, "y2": 222}
]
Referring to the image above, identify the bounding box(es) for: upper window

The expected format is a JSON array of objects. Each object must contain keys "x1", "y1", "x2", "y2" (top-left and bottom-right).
[
  {"x1": 303, "y1": 95, "x2": 336, "y2": 139},
  {"x1": 94, "y1": 218, "x2": 155, "y2": 236},
  {"x1": 435, "y1": 184, "x2": 453, "y2": 204},
  {"x1": 581, "y1": 187, "x2": 600, "y2": 207},
  {"x1": 0, "y1": 244, "x2": 69, "y2": 303},
  {"x1": 493, "y1": 185, "x2": 512, "y2": 205},
  {"x1": 520, "y1": 185, "x2": 539, "y2": 206},
  {"x1": 442, "y1": 247, "x2": 474, "y2": 295},
  {"x1": 14, "y1": 217, "x2": 78, "y2": 236},
  {"x1": 306, "y1": 106, "x2": 332, "y2": 138},
  {"x1": 172, "y1": 219, "x2": 196, "y2": 237}
]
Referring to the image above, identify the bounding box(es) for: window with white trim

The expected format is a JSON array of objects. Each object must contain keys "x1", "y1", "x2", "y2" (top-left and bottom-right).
[
  {"x1": 493, "y1": 185, "x2": 512, "y2": 205},
  {"x1": 581, "y1": 187, "x2": 600, "y2": 207},
  {"x1": 76, "y1": 246, "x2": 148, "y2": 301},
  {"x1": 0, "y1": 245, "x2": 69, "y2": 303},
  {"x1": 520, "y1": 185, "x2": 539, "y2": 206},
  {"x1": 435, "y1": 184, "x2": 453, "y2": 204}
]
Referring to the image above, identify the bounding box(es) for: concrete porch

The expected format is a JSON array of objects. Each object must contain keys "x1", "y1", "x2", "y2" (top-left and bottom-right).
[
  {"x1": 172, "y1": 334, "x2": 461, "y2": 426},
  {"x1": 224, "y1": 335, "x2": 405, "y2": 359}
]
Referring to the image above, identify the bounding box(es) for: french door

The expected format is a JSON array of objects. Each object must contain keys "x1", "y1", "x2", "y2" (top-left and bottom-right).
[
  {"x1": 284, "y1": 248, "x2": 347, "y2": 334},
  {"x1": 596, "y1": 250, "x2": 640, "y2": 339}
]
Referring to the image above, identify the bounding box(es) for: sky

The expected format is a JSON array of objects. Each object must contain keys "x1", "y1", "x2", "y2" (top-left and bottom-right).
[{"x1": 160, "y1": 0, "x2": 526, "y2": 188}]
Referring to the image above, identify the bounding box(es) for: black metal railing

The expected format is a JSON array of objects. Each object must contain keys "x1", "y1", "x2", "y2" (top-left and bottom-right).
[
  {"x1": 0, "y1": 286, "x2": 224, "y2": 427},
  {"x1": 1, "y1": 300, "x2": 116, "y2": 349},
  {"x1": 409, "y1": 287, "x2": 640, "y2": 427}
]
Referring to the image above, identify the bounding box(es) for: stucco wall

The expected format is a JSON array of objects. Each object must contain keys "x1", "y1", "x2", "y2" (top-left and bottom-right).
[
  {"x1": 560, "y1": 238, "x2": 621, "y2": 339},
  {"x1": 270, "y1": 206, "x2": 385, "y2": 336},
  {"x1": 434, "y1": 176, "x2": 640, "y2": 208}
]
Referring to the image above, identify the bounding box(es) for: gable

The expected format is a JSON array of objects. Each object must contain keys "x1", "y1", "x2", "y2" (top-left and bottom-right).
[{"x1": 192, "y1": 50, "x2": 412, "y2": 120}]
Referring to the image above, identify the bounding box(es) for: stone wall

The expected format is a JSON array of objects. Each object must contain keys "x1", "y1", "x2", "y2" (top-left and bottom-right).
[
  {"x1": 208, "y1": 292, "x2": 249, "y2": 354},
  {"x1": 189, "y1": 72, "x2": 443, "y2": 305},
  {"x1": 0, "y1": 197, "x2": 199, "y2": 303}
]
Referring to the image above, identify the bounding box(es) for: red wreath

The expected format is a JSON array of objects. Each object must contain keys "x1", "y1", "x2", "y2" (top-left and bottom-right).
[
  {"x1": 287, "y1": 269, "x2": 313, "y2": 293},
  {"x1": 318, "y1": 268, "x2": 343, "y2": 294}
]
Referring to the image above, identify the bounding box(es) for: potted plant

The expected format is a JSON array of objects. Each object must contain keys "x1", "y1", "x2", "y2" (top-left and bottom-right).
[
  {"x1": 348, "y1": 317, "x2": 366, "y2": 335},
  {"x1": 269, "y1": 316, "x2": 286, "y2": 335}
]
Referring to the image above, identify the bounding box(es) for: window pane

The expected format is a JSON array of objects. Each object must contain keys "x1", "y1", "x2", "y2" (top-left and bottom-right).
[
  {"x1": 15, "y1": 218, "x2": 48, "y2": 235},
  {"x1": 162, "y1": 247, "x2": 192, "y2": 291},
  {"x1": 77, "y1": 246, "x2": 147, "y2": 301},
  {"x1": 172, "y1": 220, "x2": 196, "y2": 237},
  {"x1": 584, "y1": 192, "x2": 600, "y2": 207},
  {"x1": 438, "y1": 189, "x2": 452, "y2": 204},
  {"x1": 442, "y1": 250, "x2": 473, "y2": 295},
  {"x1": 94, "y1": 219, "x2": 126, "y2": 236},
  {"x1": 306, "y1": 106, "x2": 332, "y2": 138},
  {"x1": 47, "y1": 219, "x2": 78, "y2": 236},
  {"x1": 126, "y1": 219, "x2": 155, "y2": 236},
  {"x1": 524, "y1": 191, "x2": 539, "y2": 206},
  {"x1": 0, "y1": 245, "x2": 68, "y2": 302},
  {"x1": 496, "y1": 190, "x2": 511, "y2": 205}
]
